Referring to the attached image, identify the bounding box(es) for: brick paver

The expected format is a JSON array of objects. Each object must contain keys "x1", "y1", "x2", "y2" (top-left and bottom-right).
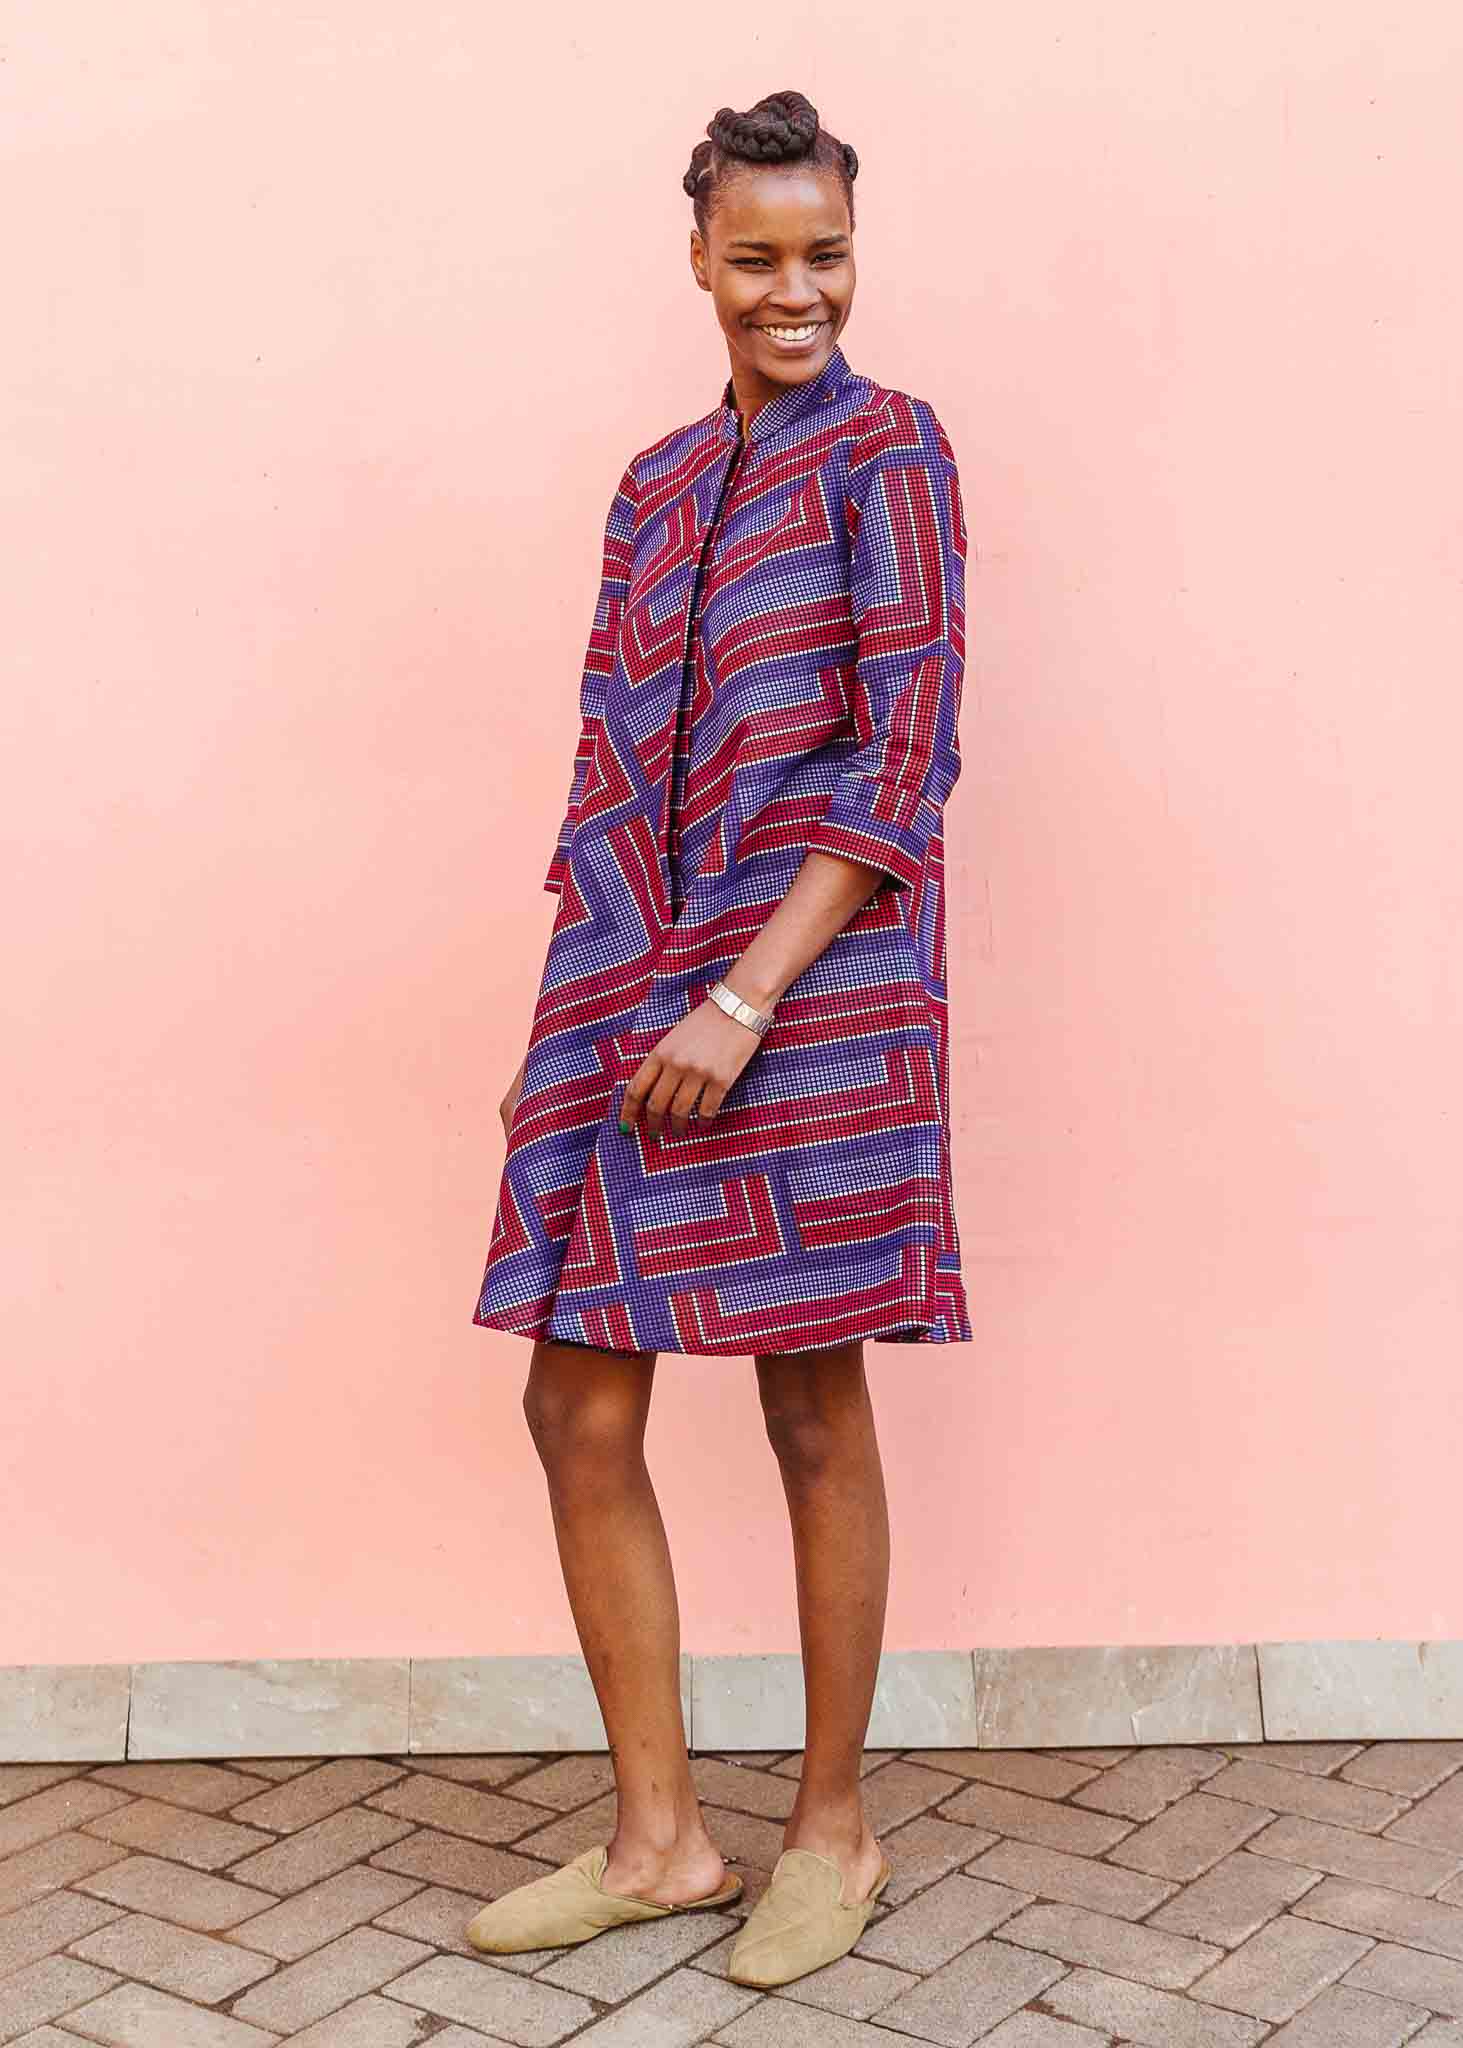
[
  {"x1": 227, "y1": 1866, "x2": 422, "y2": 1962},
  {"x1": 936, "y1": 1780, "x2": 1135, "y2": 1857},
  {"x1": 367, "y1": 1825, "x2": 553, "y2": 1900},
  {"x1": 1247, "y1": 1811, "x2": 1463, "y2": 1893},
  {"x1": 80, "y1": 1798, "x2": 274, "y2": 1871},
  {"x1": 1148, "y1": 1846, "x2": 1322, "y2": 1945},
  {"x1": 535, "y1": 1906, "x2": 739, "y2": 2001},
  {"x1": 1189, "y1": 1911, "x2": 1374, "y2": 2021},
  {"x1": 1107, "y1": 1789, "x2": 1276, "y2": 1879},
  {"x1": 229, "y1": 1927, "x2": 433, "y2": 2033},
  {"x1": 228, "y1": 1759, "x2": 407, "y2": 1834},
  {"x1": 1293, "y1": 1873, "x2": 1463, "y2": 1960},
  {"x1": 855, "y1": 1869, "x2": 1030, "y2": 1970},
  {"x1": 227, "y1": 1809, "x2": 417, "y2": 1893},
  {"x1": 74, "y1": 1850, "x2": 277, "y2": 1931},
  {"x1": 87, "y1": 1762, "x2": 272, "y2": 1813},
  {"x1": 0, "y1": 1765, "x2": 84, "y2": 1808},
  {"x1": 997, "y1": 1896, "x2": 1224, "y2": 1988},
  {"x1": 1071, "y1": 1744, "x2": 1229, "y2": 1819},
  {"x1": 381, "y1": 1949, "x2": 596, "y2": 2038},
  {"x1": 564, "y1": 1965, "x2": 757, "y2": 2043},
  {"x1": 1388, "y1": 1773, "x2": 1463, "y2": 1854},
  {"x1": 1264, "y1": 1982, "x2": 1430, "y2": 2044},
  {"x1": 0, "y1": 1953, "x2": 117, "y2": 2038},
  {"x1": 0, "y1": 1738, "x2": 1462, "y2": 2040},
  {"x1": 715, "y1": 2001, "x2": 900, "y2": 2045},
  {"x1": 876, "y1": 1813, "x2": 998, "y2": 1903},
  {"x1": 0, "y1": 1830, "x2": 126, "y2": 1915},
  {"x1": 49, "y1": 1979, "x2": 283, "y2": 2043},
  {"x1": 363, "y1": 1769, "x2": 548, "y2": 1845},
  {"x1": 881, "y1": 1933, "x2": 1068, "y2": 2041},
  {"x1": 0, "y1": 1885, "x2": 120, "y2": 1975},
  {"x1": 284, "y1": 1993, "x2": 427, "y2": 2046},
  {"x1": 771, "y1": 1948, "x2": 917, "y2": 2018},
  {"x1": 68, "y1": 1908, "x2": 278, "y2": 2001},
  {"x1": 0, "y1": 1781, "x2": 133, "y2": 1860}
]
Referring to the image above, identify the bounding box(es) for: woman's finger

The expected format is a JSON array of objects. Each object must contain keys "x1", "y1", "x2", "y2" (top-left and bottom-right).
[
  {"x1": 667, "y1": 1071, "x2": 708, "y2": 1139},
  {"x1": 642, "y1": 1062, "x2": 687, "y2": 1140},
  {"x1": 620, "y1": 1055, "x2": 662, "y2": 1132}
]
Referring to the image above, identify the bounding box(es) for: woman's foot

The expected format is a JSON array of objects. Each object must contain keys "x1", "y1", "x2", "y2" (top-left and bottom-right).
[
  {"x1": 601, "y1": 1830, "x2": 731, "y2": 1906},
  {"x1": 780, "y1": 1813, "x2": 885, "y2": 1904},
  {"x1": 465, "y1": 1841, "x2": 741, "y2": 1955},
  {"x1": 726, "y1": 1817, "x2": 891, "y2": 1988}
]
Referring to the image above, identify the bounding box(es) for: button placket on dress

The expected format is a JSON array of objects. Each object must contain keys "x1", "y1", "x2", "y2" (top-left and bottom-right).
[{"x1": 665, "y1": 413, "x2": 751, "y2": 916}]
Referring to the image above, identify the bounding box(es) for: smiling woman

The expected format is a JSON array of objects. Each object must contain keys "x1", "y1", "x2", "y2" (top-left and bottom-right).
[
  {"x1": 468, "y1": 86, "x2": 969, "y2": 1993},
  {"x1": 685, "y1": 90, "x2": 859, "y2": 386}
]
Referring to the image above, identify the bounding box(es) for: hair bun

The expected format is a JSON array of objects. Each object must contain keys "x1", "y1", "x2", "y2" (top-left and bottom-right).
[
  {"x1": 681, "y1": 91, "x2": 858, "y2": 228},
  {"x1": 708, "y1": 88, "x2": 820, "y2": 167}
]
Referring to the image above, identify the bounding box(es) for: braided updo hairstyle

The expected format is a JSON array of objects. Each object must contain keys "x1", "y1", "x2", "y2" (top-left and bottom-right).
[{"x1": 683, "y1": 89, "x2": 859, "y2": 242}]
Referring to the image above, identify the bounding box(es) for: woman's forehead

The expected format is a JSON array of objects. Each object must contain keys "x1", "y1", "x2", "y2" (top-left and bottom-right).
[{"x1": 710, "y1": 167, "x2": 851, "y2": 243}]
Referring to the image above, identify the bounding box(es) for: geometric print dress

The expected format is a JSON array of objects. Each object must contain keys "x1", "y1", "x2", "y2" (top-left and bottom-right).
[{"x1": 472, "y1": 342, "x2": 972, "y2": 1355}]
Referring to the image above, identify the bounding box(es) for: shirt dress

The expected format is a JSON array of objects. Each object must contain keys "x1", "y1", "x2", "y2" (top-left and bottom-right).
[{"x1": 472, "y1": 342, "x2": 972, "y2": 1356}]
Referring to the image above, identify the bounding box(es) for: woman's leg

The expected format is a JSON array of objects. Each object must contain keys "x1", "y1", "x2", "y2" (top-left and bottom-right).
[
  {"x1": 754, "y1": 1340, "x2": 889, "y2": 1903},
  {"x1": 522, "y1": 1337, "x2": 726, "y2": 1904}
]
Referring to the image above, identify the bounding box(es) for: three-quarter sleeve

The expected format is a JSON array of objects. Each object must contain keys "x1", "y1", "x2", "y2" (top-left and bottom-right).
[
  {"x1": 543, "y1": 461, "x2": 639, "y2": 893},
  {"x1": 803, "y1": 399, "x2": 966, "y2": 890}
]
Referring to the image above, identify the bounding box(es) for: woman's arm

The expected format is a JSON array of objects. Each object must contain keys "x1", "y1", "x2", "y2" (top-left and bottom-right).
[
  {"x1": 543, "y1": 461, "x2": 640, "y2": 895},
  {"x1": 620, "y1": 847, "x2": 883, "y2": 1140},
  {"x1": 622, "y1": 398, "x2": 967, "y2": 1143}
]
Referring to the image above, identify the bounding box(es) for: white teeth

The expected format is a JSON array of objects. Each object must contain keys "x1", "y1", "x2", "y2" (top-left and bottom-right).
[{"x1": 762, "y1": 324, "x2": 821, "y2": 340}]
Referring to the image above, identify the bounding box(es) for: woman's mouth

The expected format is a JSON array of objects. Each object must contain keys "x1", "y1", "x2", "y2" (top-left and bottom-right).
[{"x1": 753, "y1": 321, "x2": 828, "y2": 351}]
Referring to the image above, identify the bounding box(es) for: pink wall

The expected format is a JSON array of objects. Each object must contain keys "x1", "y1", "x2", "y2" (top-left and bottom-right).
[{"x1": 4, "y1": 4, "x2": 1460, "y2": 1666}]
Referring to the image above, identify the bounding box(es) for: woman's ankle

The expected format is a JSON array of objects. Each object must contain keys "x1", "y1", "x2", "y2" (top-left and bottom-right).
[
  {"x1": 783, "y1": 1793, "x2": 871, "y2": 1858},
  {"x1": 602, "y1": 1819, "x2": 725, "y2": 1898}
]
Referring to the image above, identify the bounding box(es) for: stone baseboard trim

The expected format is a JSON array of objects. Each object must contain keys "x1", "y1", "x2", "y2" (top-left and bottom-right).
[{"x1": 3, "y1": 1641, "x2": 1461, "y2": 1762}]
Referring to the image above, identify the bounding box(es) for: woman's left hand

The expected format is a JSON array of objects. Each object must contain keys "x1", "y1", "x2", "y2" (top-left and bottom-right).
[{"x1": 620, "y1": 997, "x2": 763, "y2": 1140}]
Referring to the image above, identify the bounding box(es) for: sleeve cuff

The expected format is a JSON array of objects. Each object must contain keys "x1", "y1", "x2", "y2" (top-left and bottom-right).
[{"x1": 804, "y1": 774, "x2": 942, "y2": 890}]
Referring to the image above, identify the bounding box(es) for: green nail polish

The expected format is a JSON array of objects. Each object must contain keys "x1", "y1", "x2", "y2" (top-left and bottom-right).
[{"x1": 619, "y1": 1121, "x2": 631, "y2": 1135}]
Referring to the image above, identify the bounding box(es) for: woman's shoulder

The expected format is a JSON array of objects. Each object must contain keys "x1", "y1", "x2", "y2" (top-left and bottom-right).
[
  {"x1": 844, "y1": 374, "x2": 961, "y2": 473},
  {"x1": 611, "y1": 405, "x2": 721, "y2": 501}
]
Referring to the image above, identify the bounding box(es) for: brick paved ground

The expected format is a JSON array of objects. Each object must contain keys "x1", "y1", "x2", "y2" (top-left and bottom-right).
[{"x1": 3, "y1": 1740, "x2": 1463, "y2": 2043}]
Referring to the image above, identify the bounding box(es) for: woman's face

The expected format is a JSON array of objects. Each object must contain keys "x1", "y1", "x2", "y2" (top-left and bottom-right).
[{"x1": 690, "y1": 165, "x2": 856, "y2": 404}]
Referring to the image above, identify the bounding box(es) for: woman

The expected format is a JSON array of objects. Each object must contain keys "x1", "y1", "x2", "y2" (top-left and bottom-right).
[{"x1": 468, "y1": 89, "x2": 970, "y2": 1989}]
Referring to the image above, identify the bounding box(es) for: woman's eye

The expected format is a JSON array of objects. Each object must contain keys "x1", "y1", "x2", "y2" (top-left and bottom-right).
[{"x1": 732, "y1": 254, "x2": 844, "y2": 269}]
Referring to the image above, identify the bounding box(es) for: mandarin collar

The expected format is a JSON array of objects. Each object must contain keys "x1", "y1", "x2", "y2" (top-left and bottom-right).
[{"x1": 717, "y1": 342, "x2": 853, "y2": 446}]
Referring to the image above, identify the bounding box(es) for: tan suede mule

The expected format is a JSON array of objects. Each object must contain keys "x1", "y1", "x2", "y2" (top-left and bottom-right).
[
  {"x1": 464, "y1": 1844, "x2": 743, "y2": 1955},
  {"x1": 727, "y1": 1845, "x2": 892, "y2": 1987}
]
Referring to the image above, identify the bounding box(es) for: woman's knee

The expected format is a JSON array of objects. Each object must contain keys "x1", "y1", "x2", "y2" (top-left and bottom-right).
[
  {"x1": 755, "y1": 1348, "x2": 865, "y2": 1478},
  {"x1": 521, "y1": 1346, "x2": 651, "y2": 1473}
]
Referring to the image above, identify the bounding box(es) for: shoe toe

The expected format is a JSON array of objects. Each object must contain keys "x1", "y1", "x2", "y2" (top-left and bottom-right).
[
  {"x1": 465, "y1": 1851, "x2": 600, "y2": 1953},
  {"x1": 726, "y1": 1848, "x2": 887, "y2": 1988},
  {"x1": 729, "y1": 1913, "x2": 853, "y2": 1986},
  {"x1": 465, "y1": 1887, "x2": 552, "y2": 1953}
]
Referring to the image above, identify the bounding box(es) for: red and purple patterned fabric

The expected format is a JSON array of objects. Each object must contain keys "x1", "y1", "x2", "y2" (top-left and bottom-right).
[{"x1": 473, "y1": 343, "x2": 971, "y2": 1354}]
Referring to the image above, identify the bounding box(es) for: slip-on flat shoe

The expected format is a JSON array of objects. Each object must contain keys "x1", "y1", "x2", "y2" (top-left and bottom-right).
[
  {"x1": 727, "y1": 1845, "x2": 893, "y2": 1987},
  {"x1": 464, "y1": 1843, "x2": 743, "y2": 1954}
]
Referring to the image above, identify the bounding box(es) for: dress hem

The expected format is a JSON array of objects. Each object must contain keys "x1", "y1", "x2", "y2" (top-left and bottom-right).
[{"x1": 470, "y1": 1302, "x2": 973, "y2": 1356}]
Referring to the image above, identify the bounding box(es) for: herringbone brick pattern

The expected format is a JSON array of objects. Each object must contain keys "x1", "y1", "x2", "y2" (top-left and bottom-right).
[{"x1": 3, "y1": 1740, "x2": 1463, "y2": 2043}]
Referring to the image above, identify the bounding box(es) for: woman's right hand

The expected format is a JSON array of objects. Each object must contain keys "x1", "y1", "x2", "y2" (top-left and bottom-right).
[{"x1": 499, "y1": 1052, "x2": 529, "y2": 1140}]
